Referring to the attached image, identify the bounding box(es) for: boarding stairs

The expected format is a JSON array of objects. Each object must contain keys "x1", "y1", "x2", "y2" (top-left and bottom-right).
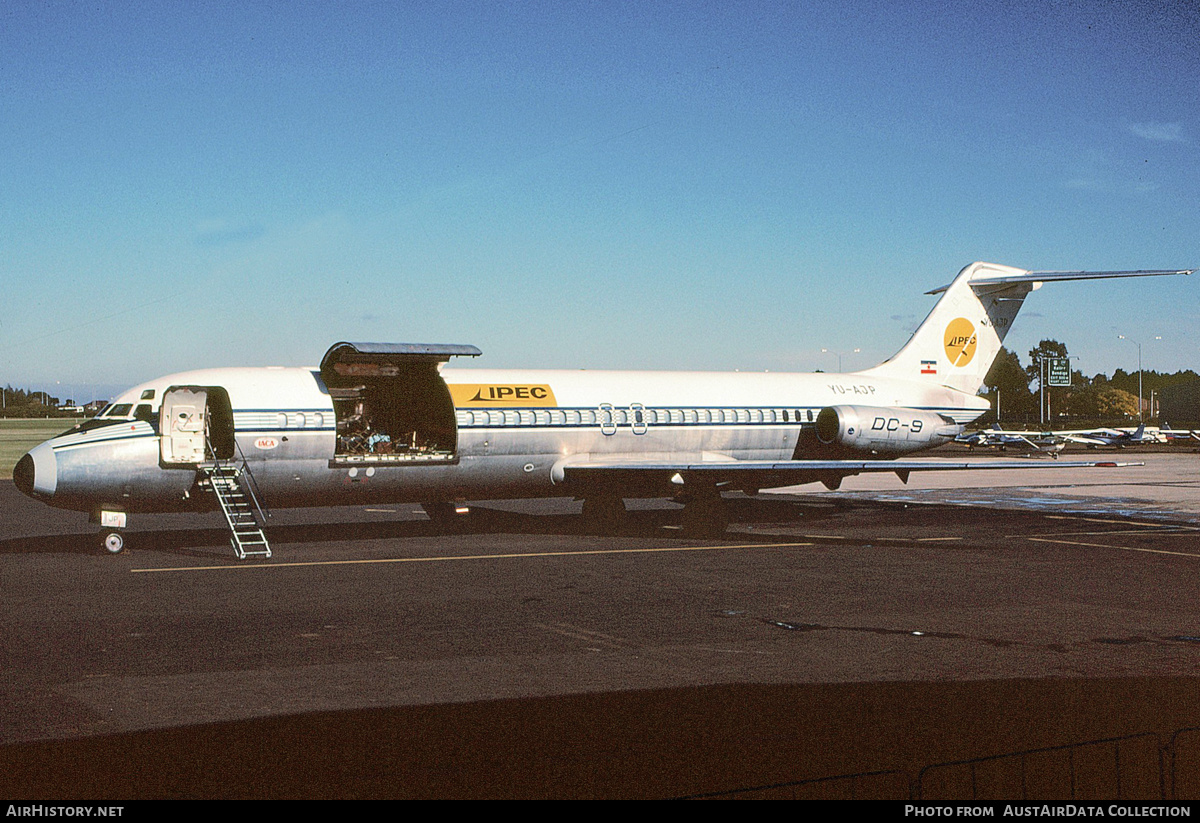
[{"x1": 199, "y1": 437, "x2": 271, "y2": 559}]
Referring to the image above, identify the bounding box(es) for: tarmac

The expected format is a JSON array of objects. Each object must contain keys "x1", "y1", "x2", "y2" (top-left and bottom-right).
[
  {"x1": 785, "y1": 448, "x2": 1200, "y2": 523},
  {"x1": 1, "y1": 449, "x2": 1199, "y2": 798}
]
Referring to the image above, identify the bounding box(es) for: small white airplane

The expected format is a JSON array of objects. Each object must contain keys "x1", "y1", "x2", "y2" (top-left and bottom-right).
[
  {"x1": 1059, "y1": 424, "x2": 1166, "y2": 447},
  {"x1": 1161, "y1": 425, "x2": 1200, "y2": 443},
  {"x1": 14, "y1": 262, "x2": 1192, "y2": 557},
  {"x1": 956, "y1": 422, "x2": 1168, "y2": 454},
  {"x1": 955, "y1": 427, "x2": 1067, "y2": 456}
]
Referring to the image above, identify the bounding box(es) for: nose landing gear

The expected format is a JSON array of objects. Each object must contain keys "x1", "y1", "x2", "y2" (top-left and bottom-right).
[
  {"x1": 92, "y1": 509, "x2": 128, "y2": 555},
  {"x1": 101, "y1": 531, "x2": 126, "y2": 554}
]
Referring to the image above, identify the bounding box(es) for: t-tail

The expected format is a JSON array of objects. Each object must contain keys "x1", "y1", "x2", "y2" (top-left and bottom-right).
[{"x1": 859, "y1": 262, "x2": 1193, "y2": 395}]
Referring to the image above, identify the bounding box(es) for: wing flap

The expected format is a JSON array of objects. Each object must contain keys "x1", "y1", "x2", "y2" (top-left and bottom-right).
[{"x1": 558, "y1": 457, "x2": 1141, "y2": 489}]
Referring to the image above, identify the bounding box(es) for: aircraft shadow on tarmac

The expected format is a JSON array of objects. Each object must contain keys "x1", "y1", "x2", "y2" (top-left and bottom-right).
[{"x1": 0, "y1": 496, "x2": 852, "y2": 559}]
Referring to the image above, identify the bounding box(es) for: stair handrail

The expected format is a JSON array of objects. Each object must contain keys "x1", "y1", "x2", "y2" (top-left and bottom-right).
[
  {"x1": 204, "y1": 431, "x2": 271, "y2": 524},
  {"x1": 232, "y1": 436, "x2": 271, "y2": 522}
]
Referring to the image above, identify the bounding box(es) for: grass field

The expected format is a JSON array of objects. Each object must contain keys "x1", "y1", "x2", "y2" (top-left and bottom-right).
[{"x1": 0, "y1": 419, "x2": 81, "y2": 480}]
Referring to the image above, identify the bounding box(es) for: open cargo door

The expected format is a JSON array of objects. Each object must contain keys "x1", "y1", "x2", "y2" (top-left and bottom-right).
[{"x1": 320, "y1": 342, "x2": 481, "y2": 467}]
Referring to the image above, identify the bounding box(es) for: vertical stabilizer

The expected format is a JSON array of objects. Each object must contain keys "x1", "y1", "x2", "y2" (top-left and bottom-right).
[
  {"x1": 859, "y1": 262, "x2": 1034, "y2": 395},
  {"x1": 858, "y1": 262, "x2": 1192, "y2": 396}
]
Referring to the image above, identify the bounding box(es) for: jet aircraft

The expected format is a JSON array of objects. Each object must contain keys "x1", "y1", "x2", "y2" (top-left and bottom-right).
[{"x1": 14, "y1": 262, "x2": 1192, "y2": 557}]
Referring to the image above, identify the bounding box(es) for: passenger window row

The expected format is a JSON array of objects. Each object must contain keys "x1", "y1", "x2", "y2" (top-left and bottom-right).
[{"x1": 455, "y1": 407, "x2": 816, "y2": 427}]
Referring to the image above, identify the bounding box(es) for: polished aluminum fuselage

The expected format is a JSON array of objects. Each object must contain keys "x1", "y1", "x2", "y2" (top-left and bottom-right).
[{"x1": 19, "y1": 365, "x2": 987, "y2": 513}]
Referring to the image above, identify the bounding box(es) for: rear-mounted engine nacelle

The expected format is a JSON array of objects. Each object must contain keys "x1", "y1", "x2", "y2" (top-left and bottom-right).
[{"x1": 815, "y1": 405, "x2": 962, "y2": 455}]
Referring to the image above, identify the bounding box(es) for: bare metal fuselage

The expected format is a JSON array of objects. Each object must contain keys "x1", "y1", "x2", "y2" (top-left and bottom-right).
[
  {"x1": 17, "y1": 364, "x2": 982, "y2": 514},
  {"x1": 19, "y1": 262, "x2": 1187, "y2": 525}
]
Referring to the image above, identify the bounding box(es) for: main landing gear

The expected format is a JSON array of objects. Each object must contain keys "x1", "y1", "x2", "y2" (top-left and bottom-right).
[
  {"x1": 679, "y1": 488, "x2": 730, "y2": 538},
  {"x1": 422, "y1": 501, "x2": 470, "y2": 529},
  {"x1": 580, "y1": 495, "x2": 628, "y2": 534},
  {"x1": 578, "y1": 488, "x2": 732, "y2": 537}
]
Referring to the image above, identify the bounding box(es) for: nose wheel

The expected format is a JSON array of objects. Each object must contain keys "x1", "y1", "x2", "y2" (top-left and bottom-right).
[
  {"x1": 91, "y1": 509, "x2": 129, "y2": 555},
  {"x1": 101, "y1": 531, "x2": 126, "y2": 554}
]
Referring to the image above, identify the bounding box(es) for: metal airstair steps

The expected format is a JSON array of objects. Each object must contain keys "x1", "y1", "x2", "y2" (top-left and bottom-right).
[{"x1": 201, "y1": 464, "x2": 271, "y2": 559}]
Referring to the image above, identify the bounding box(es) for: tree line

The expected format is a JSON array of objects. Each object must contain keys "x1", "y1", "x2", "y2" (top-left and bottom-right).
[
  {"x1": 1, "y1": 386, "x2": 87, "y2": 418},
  {"x1": 983, "y1": 340, "x2": 1199, "y2": 425}
]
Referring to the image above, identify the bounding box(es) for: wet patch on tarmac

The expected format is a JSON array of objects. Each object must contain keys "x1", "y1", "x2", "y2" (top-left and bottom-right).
[
  {"x1": 758, "y1": 619, "x2": 1200, "y2": 655},
  {"x1": 825, "y1": 488, "x2": 1200, "y2": 525}
]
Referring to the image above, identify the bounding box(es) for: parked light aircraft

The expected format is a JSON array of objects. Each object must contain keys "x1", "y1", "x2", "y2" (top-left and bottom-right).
[
  {"x1": 1162, "y1": 425, "x2": 1200, "y2": 443},
  {"x1": 955, "y1": 427, "x2": 1067, "y2": 456},
  {"x1": 14, "y1": 262, "x2": 1192, "y2": 557},
  {"x1": 956, "y1": 423, "x2": 1167, "y2": 454},
  {"x1": 1060, "y1": 424, "x2": 1166, "y2": 447}
]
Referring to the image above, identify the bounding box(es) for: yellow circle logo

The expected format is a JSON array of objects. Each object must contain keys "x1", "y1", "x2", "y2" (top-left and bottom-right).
[{"x1": 943, "y1": 318, "x2": 977, "y2": 367}]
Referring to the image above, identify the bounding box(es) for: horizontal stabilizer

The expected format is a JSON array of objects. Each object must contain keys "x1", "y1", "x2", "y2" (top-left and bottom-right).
[{"x1": 926, "y1": 268, "x2": 1193, "y2": 295}]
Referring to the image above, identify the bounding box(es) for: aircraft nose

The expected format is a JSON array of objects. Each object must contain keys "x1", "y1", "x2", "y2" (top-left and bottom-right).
[
  {"x1": 14, "y1": 441, "x2": 57, "y2": 499},
  {"x1": 13, "y1": 454, "x2": 35, "y2": 497}
]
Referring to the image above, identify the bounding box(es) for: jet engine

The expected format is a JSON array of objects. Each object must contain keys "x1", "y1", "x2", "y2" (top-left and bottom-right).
[{"x1": 815, "y1": 405, "x2": 962, "y2": 456}]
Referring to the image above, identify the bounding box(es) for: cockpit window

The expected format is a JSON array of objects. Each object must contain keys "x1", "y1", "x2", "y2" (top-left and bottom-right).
[
  {"x1": 140, "y1": 389, "x2": 155, "y2": 400},
  {"x1": 107, "y1": 404, "x2": 133, "y2": 417},
  {"x1": 134, "y1": 404, "x2": 154, "y2": 422},
  {"x1": 59, "y1": 418, "x2": 131, "y2": 436}
]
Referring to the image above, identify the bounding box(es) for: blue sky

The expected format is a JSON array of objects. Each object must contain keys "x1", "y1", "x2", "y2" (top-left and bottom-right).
[{"x1": 2, "y1": 1, "x2": 1197, "y2": 402}]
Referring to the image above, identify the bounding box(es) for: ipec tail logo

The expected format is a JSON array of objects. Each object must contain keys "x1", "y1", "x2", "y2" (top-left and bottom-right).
[{"x1": 943, "y1": 318, "x2": 977, "y2": 367}]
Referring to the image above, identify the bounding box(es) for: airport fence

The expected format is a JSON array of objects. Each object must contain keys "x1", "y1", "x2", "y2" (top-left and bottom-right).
[{"x1": 679, "y1": 726, "x2": 1200, "y2": 800}]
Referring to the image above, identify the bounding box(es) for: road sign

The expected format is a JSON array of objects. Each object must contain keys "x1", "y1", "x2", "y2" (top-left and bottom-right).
[{"x1": 1047, "y1": 358, "x2": 1071, "y2": 387}]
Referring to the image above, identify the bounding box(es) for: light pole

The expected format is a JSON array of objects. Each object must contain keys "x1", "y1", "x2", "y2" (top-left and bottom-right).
[
  {"x1": 821, "y1": 347, "x2": 860, "y2": 372},
  {"x1": 1117, "y1": 335, "x2": 1160, "y2": 423},
  {"x1": 1035, "y1": 353, "x2": 1056, "y2": 426}
]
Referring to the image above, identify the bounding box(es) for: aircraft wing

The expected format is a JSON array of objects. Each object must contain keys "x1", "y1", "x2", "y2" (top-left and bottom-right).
[
  {"x1": 967, "y1": 428, "x2": 1057, "y2": 440},
  {"x1": 1061, "y1": 434, "x2": 1110, "y2": 445},
  {"x1": 1007, "y1": 435, "x2": 1064, "y2": 452},
  {"x1": 557, "y1": 456, "x2": 1141, "y2": 489}
]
